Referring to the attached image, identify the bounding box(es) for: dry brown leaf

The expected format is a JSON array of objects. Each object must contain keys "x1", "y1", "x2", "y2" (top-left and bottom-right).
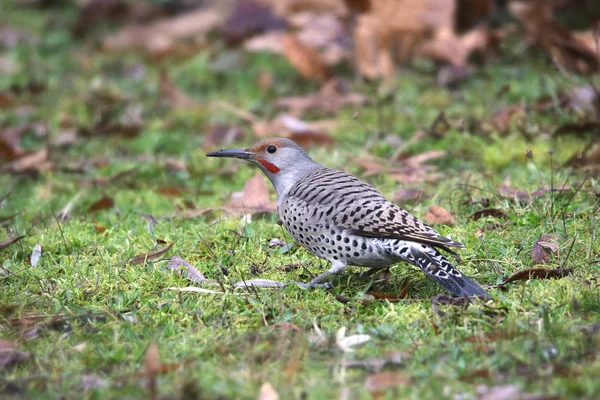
[
  {"x1": 159, "y1": 69, "x2": 200, "y2": 109},
  {"x1": 0, "y1": 340, "x2": 31, "y2": 368},
  {"x1": 102, "y1": 7, "x2": 225, "y2": 58},
  {"x1": 258, "y1": 382, "x2": 279, "y2": 400},
  {"x1": 497, "y1": 178, "x2": 572, "y2": 202},
  {"x1": 87, "y1": 195, "x2": 116, "y2": 214},
  {"x1": 0, "y1": 235, "x2": 25, "y2": 251},
  {"x1": 222, "y1": 0, "x2": 286, "y2": 45},
  {"x1": 166, "y1": 256, "x2": 208, "y2": 285},
  {"x1": 129, "y1": 242, "x2": 175, "y2": 265},
  {"x1": 143, "y1": 342, "x2": 159, "y2": 400},
  {"x1": 281, "y1": 33, "x2": 330, "y2": 82},
  {"x1": 393, "y1": 188, "x2": 426, "y2": 203},
  {"x1": 468, "y1": 208, "x2": 509, "y2": 221},
  {"x1": 226, "y1": 173, "x2": 277, "y2": 215},
  {"x1": 365, "y1": 371, "x2": 411, "y2": 397},
  {"x1": 252, "y1": 114, "x2": 338, "y2": 146},
  {"x1": 367, "y1": 287, "x2": 409, "y2": 302},
  {"x1": 417, "y1": 26, "x2": 490, "y2": 67},
  {"x1": 424, "y1": 205, "x2": 456, "y2": 226},
  {"x1": 509, "y1": 0, "x2": 599, "y2": 74},
  {"x1": 94, "y1": 224, "x2": 107, "y2": 233},
  {"x1": 0, "y1": 124, "x2": 30, "y2": 160},
  {"x1": 531, "y1": 234, "x2": 560, "y2": 265},
  {"x1": 1, "y1": 149, "x2": 52, "y2": 174},
  {"x1": 157, "y1": 187, "x2": 186, "y2": 198},
  {"x1": 497, "y1": 267, "x2": 574, "y2": 288},
  {"x1": 491, "y1": 105, "x2": 524, "y2": 133},
  {"x1": 276, "y1": 78, "x2": 368, "y2": 114}
]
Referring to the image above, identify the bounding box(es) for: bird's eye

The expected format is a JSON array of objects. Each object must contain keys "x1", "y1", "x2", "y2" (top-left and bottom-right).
[{"x1": 267, "y1": 145, "x2": 277, "y2": 154}]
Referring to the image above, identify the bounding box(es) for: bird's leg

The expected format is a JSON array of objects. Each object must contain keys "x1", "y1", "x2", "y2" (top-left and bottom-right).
[
  {"x1": 358, "y1": 267, "x2": 387, "y2": 279},
  {"x1": 292, "y1": 261, "x2": 347, "y2": 289}
]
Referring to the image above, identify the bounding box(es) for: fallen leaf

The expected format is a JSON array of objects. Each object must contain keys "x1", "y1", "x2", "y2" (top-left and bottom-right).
[
  {"x1": 497, "y1": 180, "x2": 572, "y2": 202},
  {"x1": 0, "y1": 124, "x2": 30, "y2": 160},
  {"x1": 468, "y1": 208, "x2": 509, "y2": 221},
  {"x1": 222, "y1": 0, "x2": 285, "y2": 45},
  {"x1": 224, "y1": 173, "x2": 277, "y2": 216},
  {"x1": 491, "y1": 105, "x2": 524, "y2": 133},
  {"x1": 276, "y1": 77, "x2": 368, "y2": 114},
  {"x1": 129, "y1": 242, "x2": 175, "y2": 265},
  {"x1": 30, "y1": 243, "x2": 42, "y2": 267},
  {"x1": 157, "y1": 187, "x2": 186, "y2": 198},
  {"x1": 364, "y1": 371, "x2": 411, "y2": 397},
  {"x1": 367, "y1": 288, "x2": 409, "y2": 302},
  {"x1": 258, "y1": 382, "x2": 279, "y2": 400},
  {"x1": 281, "y1": 33, "x2": 330, "y2": 82},
  {"x1": 393, "y1": 188, "x2": 426, "y2": 203},
  {"x1": 87, "y1": 195, "x2": 116, "y2": 214},
  {"x1": 424, "y1": 205, "x2": 456, "y2": 226},
  {"x1": 510, "y1": 0, "x2": 599, "y2": 74},
  {"x1": 102, "y1": 7, "x2": 225, "y2": 58},
  {"x1": 1, "y1": 149, "x2": 52, "y2": 174},
  {"x1": 166, "y1": 256, "x2": 208, "y2": 285},
  {"x1": 142, "y1": 342, "x2": 159, "y2": 400},
  {"x1": 531, "y1": 234, "x2": 560, "y2": 264},
  {"x1": 0, "y1": 340, "x2": 31, "y2": 368},
  {"x1": 498, "y1": 267, "x2": 574, "y2": 288},
  {"x1": 0, "y1": 235, "x2": 25, "y2": 251}
]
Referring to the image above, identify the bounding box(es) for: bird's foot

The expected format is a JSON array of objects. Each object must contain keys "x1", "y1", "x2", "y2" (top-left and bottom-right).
[
  {"x1": 358, "y1": 267, "x2": 387, "y2": 279},
  {"x1": 290, "y1": 280, "x2": 334, "y2": 290}
]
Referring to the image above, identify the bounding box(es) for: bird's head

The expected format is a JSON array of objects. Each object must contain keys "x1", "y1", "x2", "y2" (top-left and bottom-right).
[{"x1": 206, "y1": 137, "x2": 317, "y2": 197}]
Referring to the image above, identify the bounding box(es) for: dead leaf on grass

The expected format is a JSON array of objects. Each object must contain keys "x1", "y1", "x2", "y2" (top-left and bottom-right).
[
  {"x1": 357, "y1": 150, "x2": 445, "y2": 185},
  {"x1": 276, "y1": 78, "x2": 367, "y2": 114},
  {"x1": 393, "y1": 188, "x2": 426, "y2": 203},
  {"x1": 0, "y1": 339, "x2": 31, "y2": 369},
  {"x1": 0, "y1": 235, "x2": 25, "y2": 251},
  {"x1": 497, "y1": 267, "x2": 574, "y2": 288},
  {"x1": 102, "y1": 7, "x2": 225, "y2": 58},
  {"x1": 1, "y1": 149, "x2": 52, "y2": 174},
  {"x1": 129, "y1": 242, "x2": 175, "y2": 265},
  {"x1": 222, "y1": 0, "x2": 285, "y2": 45},
  {"x1": 224, "y1": 173, "x2": 277, "y2": 216},
  {"x1": 497, "y1": 178, "x2": 572, "y2": 202},
  {"x1": 510, "y1": 0, "x2": 599, "y2": 74},
  {"x1": 281, "y1": 33, "x2": 330, "y2": 82},
  {"x1": 468, "y1": 208, "x2": 509, "y2": 221},
  {"x1": 166, "y1": 256, "x2": 208, "y2": 285},
  {"x1": 424, "y1": 205, "x2": 456, "y2": 226},
  {"x1": 532, "y1": 234, "x2": 560, "y2": 264},
  {"x1": 367, "y1": 288, "x2": 409, "y2": 302},
  {"x1": 87, "y1": 194, "x2": 116, "y2": 214},
  {"x1": 364, "y1": 371, "x2": 411, "y2": 397}
]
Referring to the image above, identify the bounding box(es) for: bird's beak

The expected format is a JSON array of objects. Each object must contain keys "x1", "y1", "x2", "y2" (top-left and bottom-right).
[{"x1": 206, "y1": 148, "x2": 255, "y2": 160}]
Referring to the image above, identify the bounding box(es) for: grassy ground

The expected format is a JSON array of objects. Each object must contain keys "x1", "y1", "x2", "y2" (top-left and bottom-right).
[{"x1": 1, "y1": 3, "x2": 600, "y2": 399}]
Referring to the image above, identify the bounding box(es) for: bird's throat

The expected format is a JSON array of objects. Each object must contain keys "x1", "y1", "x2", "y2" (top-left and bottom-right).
[{"x1": 257, "y1": 158, "x2": 280, "y2": 174}]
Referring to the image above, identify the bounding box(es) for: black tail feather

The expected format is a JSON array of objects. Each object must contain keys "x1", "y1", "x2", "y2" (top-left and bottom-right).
[{"x1": 403, "y1": 243, "x2": 490, "y2": 298}]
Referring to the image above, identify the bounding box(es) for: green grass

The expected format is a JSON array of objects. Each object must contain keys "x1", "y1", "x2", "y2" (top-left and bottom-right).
[{"x1": 1, "y1": 3, "x2": 600, "y2": 399}]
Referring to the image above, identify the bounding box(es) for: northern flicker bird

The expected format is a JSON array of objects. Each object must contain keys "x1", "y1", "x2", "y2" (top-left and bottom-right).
[{"x1": 207, "y1": 138, "x2": 489, "y2": 298}]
